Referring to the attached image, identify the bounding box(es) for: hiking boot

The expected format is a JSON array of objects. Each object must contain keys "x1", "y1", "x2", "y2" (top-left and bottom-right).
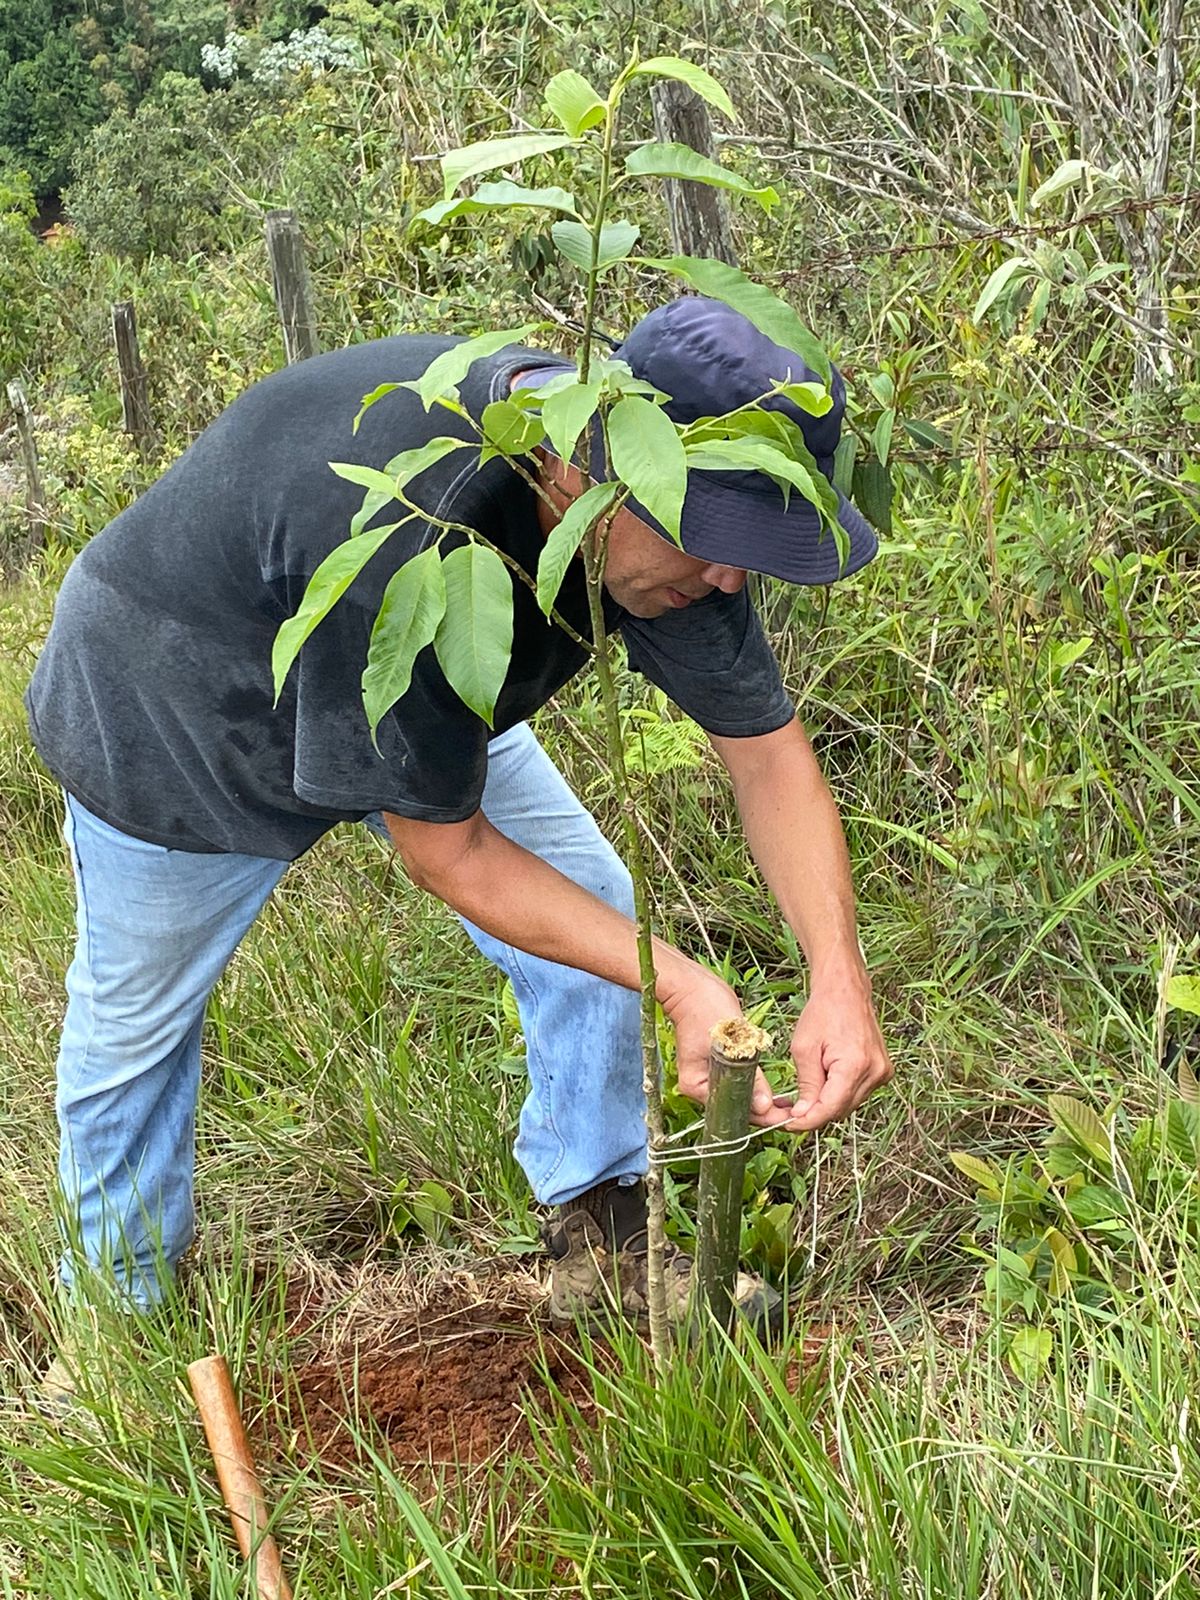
[{"x1": 542, "y1": 1178, "x2": 783, "y2": 1336}]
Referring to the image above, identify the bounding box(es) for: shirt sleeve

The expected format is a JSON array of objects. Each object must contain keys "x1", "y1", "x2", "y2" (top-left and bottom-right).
[
  {"x1": 290, "y1": 594, "x2": 488, "y2": 822},
  {"x1": 617, "y1": 587, "x2": 795, "y2": 737}
]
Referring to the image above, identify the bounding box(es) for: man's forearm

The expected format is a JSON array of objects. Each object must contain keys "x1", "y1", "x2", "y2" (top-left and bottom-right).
[
  {"x1": 710, "y1": 718, "x2": 868, "y2": 987},
  {"x1": 383, "y1": 807, "x2": 793, "y2": 1127},
  {"x1": 386, "y1": 810, "x2": 701, "y2": 1008}
]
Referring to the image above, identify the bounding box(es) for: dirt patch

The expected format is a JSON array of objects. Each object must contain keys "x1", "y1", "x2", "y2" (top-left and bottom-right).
[
  {"x1": 264, "y1": 1270, "x2": 600, "y2": 1471},
  {"x1": 280, "y1": 1320, "x2": 594, "y2": 1469}
]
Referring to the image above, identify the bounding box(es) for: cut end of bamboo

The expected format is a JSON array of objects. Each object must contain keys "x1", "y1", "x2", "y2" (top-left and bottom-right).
[{"x1": 710, "y1": 1018, "x2": 772, "y2": 1060}]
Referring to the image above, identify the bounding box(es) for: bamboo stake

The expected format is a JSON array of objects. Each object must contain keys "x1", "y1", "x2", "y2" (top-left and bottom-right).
[
  {"x1": 187, "y1": 1354, "x2": 293, "y2": 1600},
  {"x1": 696, "y1": 1019, "x2": 772, "y2": 1330}
]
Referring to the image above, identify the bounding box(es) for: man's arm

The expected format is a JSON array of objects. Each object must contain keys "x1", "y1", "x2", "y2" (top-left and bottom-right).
[
  {"x1": 708, "y1": 716, "x2": 894, "y2": 1131},
  {"x1": 382, "y1": 809, "x2": 792, "y2": 1127}
]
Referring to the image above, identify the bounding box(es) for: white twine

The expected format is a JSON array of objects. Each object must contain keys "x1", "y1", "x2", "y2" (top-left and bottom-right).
[{"x1": 647, "y1": 1118, "x2": 783, "y2": 1167}]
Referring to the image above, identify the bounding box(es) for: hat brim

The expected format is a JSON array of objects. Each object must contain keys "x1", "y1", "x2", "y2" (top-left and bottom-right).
[{"x1": 632, "y1": 472, "x2": 879, "y2": 587}]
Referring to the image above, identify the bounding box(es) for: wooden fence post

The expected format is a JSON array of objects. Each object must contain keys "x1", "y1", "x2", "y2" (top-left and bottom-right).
[
  {"x1": 650, "y1": 80, "x2": 738, "y2": 268},
  {"x1": 264, "y1": 210, "x2": 320, "y2": 364},
  {"x1": 111, "y1": 301, "x2": 156, "y2": 461},
  {"x1": 5, "y1": 380, "x2": 46, "y2": 564}
]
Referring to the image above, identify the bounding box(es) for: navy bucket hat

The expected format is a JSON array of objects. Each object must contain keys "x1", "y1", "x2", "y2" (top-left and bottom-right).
[
  {"x1": 521, "y1": 297, "x2": 879, "y2": 586},
  {"x1": 612, "y1": 297, "x2": 878, "y2": 586}
]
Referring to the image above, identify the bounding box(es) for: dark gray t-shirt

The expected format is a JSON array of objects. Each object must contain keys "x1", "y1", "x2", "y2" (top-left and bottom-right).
[{"x1": 26, "y1": 336, "x2": 794, "y2": 860}]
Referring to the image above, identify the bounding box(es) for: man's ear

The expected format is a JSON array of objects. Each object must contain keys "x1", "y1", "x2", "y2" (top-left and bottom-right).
[{"x1": 535, "y1": 447, "x2": 581, "y2": 505}]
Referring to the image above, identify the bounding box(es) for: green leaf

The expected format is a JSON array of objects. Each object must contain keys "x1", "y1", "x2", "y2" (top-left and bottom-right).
[
  {"x1": 481, "y1": 398, "x2": 544, "y2": 458},
  {"x1": 541, "y1": 378, "x2": 602, "y2": 466},
  {"x1": 272, "y1": 521, "x2": 406, "y2": 702},
  {"x1": 410, "y1": 1179, "x2": 454, "y2": 1242},
  {"x1": 624, "y1": 142, "x2": 777, "y2": 210},
  {"x1": 684, "y1": 435, "x2": 839, "y2": 523},
  {"x1": 1179, "y1": 1053, "x2": 1200, "y2": 1107},
  {"x1": 903, "y1": 418, "x2": 954, "y2": 451},
  {"x1": 594, "y1": 220, "x2": 640, "y2": 268},
  {"x1": 1028, "y1": 158, "x2": 1089, "y2": 209},
  {"x1": 948, "y1": 1151, "x2": 1003, "y2": 1196},
  {"x1": 544, "y1": 69, "x2": 607, "y2": 136},
  {"x1": 873, "y1": 407, "x2": 896, "y2": 468},
  {"x1": 683, "y1": 408, "x2": 797, "y2": 452},
  {"x1": 630, "y1": 56, "x2": 736, "y2": 121},
  {"x1": 362, "y1": 546, "x2": 447, "y2": 743},
  {"x1": 330, "y1": 460, "x2": 404, "y2": 498},
  {"x1": 832, "y1": 433, "x2": 858, "y2": 497},
  {"x1": 412, "y1": 181, "x2": 580, "y2": 229},
  {"x1": 348, "y1": 437, "x2": 471, "y2": 536},
  {"x1": 353, "y1": 382, "x2": 402, "y2": 435},
  {"x1": 852, "y1": 457, "x2": 893, "y2": 536},
  {"x1": 1048, "y1": 635, "x2": 1093, "y2": 675},
  {"x1": 590, "y1": 358, "x2": 670, "y2": 401},
  {"x1": 536, "y1": 482, "x2": 616, "y2": 614},
  {"x1": 607, "y1": 396, "x2": 687, "y2": 541},
  {"x1": 403, "y1": 325, "x2": 542, "y2": 410},
  {"x1": 434, "y1": 543, "x2": 513, "y2": 726},
  {"x1": 1164, "y1": 1099, "x2": 1200, "y2": 1164},
  {"x1": 973, "y1": 256, "x2": 1032, "y2": 324},
  {"x1": 1044, "y1": 1226, "x2": 1077, "y2": 1297},
  {"x1": 641, "y1": 256, "x2": 830, "y2": 385},
  {"x1": 1166, "y1": 976, "x2": 1200, "y2": 1017},
  {"x1": 774, "y1": 380, "x2": 833, "y2": 416},
  {"x1": 1007, "y1": 1325, "x2": 1053, "y2": 1383},
  {"x1": 440, "y1": 132, "x2": 575, "y2": 199},
  {"x1": 1046, "y1": 1094, "x2": 1112, "y2": 1170},
  {"x1": 1063, "y1": 1183, "x2": 1124, "y2": 1228},
  {"x1": 551, "y1": 218, "x2": 639, "y2": 272}
]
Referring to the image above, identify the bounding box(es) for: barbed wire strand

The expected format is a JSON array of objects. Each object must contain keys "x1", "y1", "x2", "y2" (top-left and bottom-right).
[{"x1": 771, "y1": 189, "x2": 1200, "y2": 279}]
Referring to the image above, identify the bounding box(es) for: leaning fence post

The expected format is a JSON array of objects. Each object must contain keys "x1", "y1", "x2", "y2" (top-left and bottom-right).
[
  {"x1": 695, "y1": 1019, "x2": 772, "y2": 1330},
  {"x1": 6, "y1": 380, "x2": 46, "y2": 562},
  {"x1": 264, "y1": 210, "x2": 320, "y2": 365},
  {"x1": 111, "y1": 301, "x2": 156, "y2": 461},
  {"x1": 650, "y1": 80, "x2": 738, "y2": 267}
]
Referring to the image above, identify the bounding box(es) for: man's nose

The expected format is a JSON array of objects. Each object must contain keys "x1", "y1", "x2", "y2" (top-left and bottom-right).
[{"x1": 700, "y1": 564, "x2": 749, "y2": 594}]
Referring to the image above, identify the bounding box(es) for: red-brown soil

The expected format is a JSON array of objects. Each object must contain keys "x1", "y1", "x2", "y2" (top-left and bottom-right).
[
  {"x1": 265, "y1": 1272, "x2": 601, "y2": 1471},
  {"x1": 280, "y1": 1318, "x2": 596, "y2": 1470}
]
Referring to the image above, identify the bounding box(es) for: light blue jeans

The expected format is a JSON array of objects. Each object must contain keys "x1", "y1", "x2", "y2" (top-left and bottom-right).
[{"x1": 55, "y1": 722, "x2": 647, "y2": 1305}]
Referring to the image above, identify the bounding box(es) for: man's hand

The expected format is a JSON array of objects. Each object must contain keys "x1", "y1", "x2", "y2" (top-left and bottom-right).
[
  {"x1": 707, "y1": 721, "x2": 896, "y2": 1135},
  {"x1": 661, "y1": 969, "x2": 794, "y2": 1131},
  {"x1": 782, "y1": 970, "x2": 893, "y2": 1132}
]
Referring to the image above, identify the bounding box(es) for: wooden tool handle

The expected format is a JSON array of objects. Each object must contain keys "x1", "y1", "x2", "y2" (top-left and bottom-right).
[{"x1": 188, "y1": 1354, "x2": 293, "y2": 1600}]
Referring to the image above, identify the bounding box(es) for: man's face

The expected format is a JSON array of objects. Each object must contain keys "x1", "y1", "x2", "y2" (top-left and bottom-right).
[
  {"x1": 601, "y1": 511, "x2": 749, "y2": 617},
  {"x1": 534, "y1": 452, "x2": 749, "y2": 619}
]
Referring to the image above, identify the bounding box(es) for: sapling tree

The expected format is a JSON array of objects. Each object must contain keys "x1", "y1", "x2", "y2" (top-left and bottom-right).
[{"x1": 272, "y1": 51, "x2": 845, "y2": 1362}]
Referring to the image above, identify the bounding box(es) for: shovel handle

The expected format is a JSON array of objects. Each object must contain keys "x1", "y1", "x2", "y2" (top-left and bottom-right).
[{"x1": 188, "y1": 1354, "x2": 293, "y2": 1600}]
